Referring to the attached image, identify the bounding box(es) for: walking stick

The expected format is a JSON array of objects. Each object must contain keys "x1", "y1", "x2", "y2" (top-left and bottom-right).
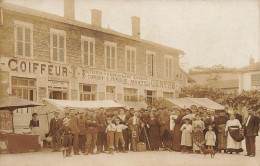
[{"x1": 143, "y1": 125, "x2": 151, "y2": 151}]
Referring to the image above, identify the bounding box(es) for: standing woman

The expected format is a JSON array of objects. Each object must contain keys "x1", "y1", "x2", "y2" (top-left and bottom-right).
[
  {"x1": 225, "y1": 114, "x2": 243, "y2": 154},
  {"x1": 192, "y1": 114, "x2": 205, "y2": 153},
  {"x1": 172, "y1": 109, "x2": 184, "y2": 152},
  {"x1": 215, "y1": 110, "x2": 229, "y2": 153},
  {"x1": 29, "y1": 113, "x2": 41, "y2": 147},
  {"x1": 147, "y1": 112, "x2": 161, "y2": 151}
]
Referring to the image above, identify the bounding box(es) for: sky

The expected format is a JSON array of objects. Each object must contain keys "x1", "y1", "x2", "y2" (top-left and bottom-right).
[{"x1": 5, "y1": 0, "x2": 260, "y2": 71}]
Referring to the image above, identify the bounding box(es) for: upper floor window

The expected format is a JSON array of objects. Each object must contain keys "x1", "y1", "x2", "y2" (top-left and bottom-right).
[
  {"x1": 50, "y1": 28, "x2": 66, "y2": 63},
  {"x1": 125, "y1": 46, "x2": 136, "y2": 73},
  {"x1": 165, "y1": 55, "x2": 173, "y2": 79},
  {"x1": 14, "y1": 21, "x2": 33, "y2": 58},
  {"x1": 105, "y1": 41, "x2": 117, "y2": 70},
  {"x1": 81, "y1": 36, "x2": 95, "y2": 66},
  {"x1": 146, "y1": 51, "x2": 155, "y2": 76}
]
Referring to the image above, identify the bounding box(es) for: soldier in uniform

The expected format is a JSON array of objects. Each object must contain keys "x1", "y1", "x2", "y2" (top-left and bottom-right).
[
  {"x1": 158, "y1": 108, "x2": 172, "y2": 151},
  {"x1": 68, "y1": 109, "x2": 80, "y2": 155},
  {"x1": 97, "y1": 107, "x2": 107, "y2": 153},
  {"x1": 85, "y1": 110, "x2": 98, "y2": 154},
  {"x1": 78, "y1": 111, "x2": 87, "y2": 154},
  {"x1": 127, "y1": 110, "x2": 144, "y2": 152},
  {"x1": 49, "y1": 111, "x2": 62, "y2": 152}
]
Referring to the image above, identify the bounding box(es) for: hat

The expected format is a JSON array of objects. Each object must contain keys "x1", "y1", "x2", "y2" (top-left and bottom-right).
[
  {"x1": 32, "y1": 113, "x2": 37, "y2": 116},
  {"x1": 54, "y1": 110, "x2": 60, "y2": 114},
  {"x1": 79, "y1": 111, "x2": 85, "y2": 114},
  {"x1": 63, "y1": 118, "x2": 70, "y2": 125}
]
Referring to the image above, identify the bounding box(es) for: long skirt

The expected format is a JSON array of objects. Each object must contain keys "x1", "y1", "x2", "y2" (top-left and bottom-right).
[
  {"x1": 31, "y1": 127, "x2": 41, "y2": 145},
  {"x1": 217, "y1": 125, "x2": 227, "y2": 150},
  {"x1": 181, "y1": 131, "x2": 192, "y2": 147},
  {"x1": 226, "y1": 130, "x2": 243, "y2": 153},
  {"x1": 193, "y1": 127, "x2": 205, "y2": 151}
]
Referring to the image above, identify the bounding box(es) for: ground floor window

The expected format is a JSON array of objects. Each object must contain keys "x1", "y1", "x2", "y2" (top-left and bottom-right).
[
  {"x1": 145, "y1": 90, "x2": 157, "y2": 105},
  {"x1": 163, "y1": 92, "x2": 174, "y2": 99},
  {"x1": 48, "y1": 80, "x2": 69, "y2": 100},
  {"x1": 79, "y1": 84, "x2": 97, "y2": 101},
  {"x1": 124, "y1": 88, "x2": 138, "y2": 101},
  {"x1": 11, "y1": 77, "x2": 37, "y2": 101},
  {"x1": 49, "y1": 91, "x2": 68, "y2": 100},
  {"x1": 106, "y1": 86, "x2": 116, "y2": 100}
]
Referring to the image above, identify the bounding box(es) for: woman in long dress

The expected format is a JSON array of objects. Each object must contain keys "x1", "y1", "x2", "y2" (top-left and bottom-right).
[
  {"x1": 225, "y1": 114, "x2": 243, "y2": 154},
  {"x1": 147, "y1": 112, "x2": 161, "y2": 151},
  {"x1": 29, "y1": 113, "x2": 41, "y2": 147},
  {"x1": 172, "y1": 110, "x2": 184, "y2": 152},
  {"x1": 192, "y1": 114, "x2": 205, "y2": 153}
]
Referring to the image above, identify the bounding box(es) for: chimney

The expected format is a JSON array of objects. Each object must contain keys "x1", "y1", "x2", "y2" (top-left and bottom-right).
[
  {"x1": 131, "y1": 16, "x2": 140, "y2": 38},
  {"x1": 91, "y1": 9, "x2": 102, "y2": 27},
  {"x1": 64, "y1": 0, "x2": 75, "y2": 20},
  {"x1": 249, "y1": 56, "x2": 254, "y2": 65}
]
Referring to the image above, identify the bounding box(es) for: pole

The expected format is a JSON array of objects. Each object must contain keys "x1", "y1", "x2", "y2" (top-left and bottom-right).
[
  {"x1": 10, "y1": 109, "x2": 15, "y2": 133},
  {"x1": 143, "y1": 126, "x2": 151, "y2": 151}
]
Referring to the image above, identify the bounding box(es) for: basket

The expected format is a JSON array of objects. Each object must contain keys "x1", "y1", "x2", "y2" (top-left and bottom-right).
[{"x1": 137, "y1": 142, "x2": 146, "y2": 152}]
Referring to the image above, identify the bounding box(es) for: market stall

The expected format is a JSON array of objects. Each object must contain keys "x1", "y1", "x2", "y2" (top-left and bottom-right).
[
  {"x1": 116, "y1": 101, "x2": 148, "y2": 111},
  {"x1": 0, "y1": 96, "x2": 45, "y2": 153}
]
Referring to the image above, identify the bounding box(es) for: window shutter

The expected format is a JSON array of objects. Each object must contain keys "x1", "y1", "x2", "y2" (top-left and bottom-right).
[
  {"x1": 83, "y1": 40, "x2": 88, "y2": 65},
  {"x1": 16, "y1": 26, "x2": 24, "y2": 56},
  {"x1": 52, "y1": 34, "x2": 58, "y2": 61},
  {"x1": 59, "y1": 35, "x2": 65, "y2": 62},
  {"x1": 24, "y1": 28, "x2": 31, "y2": 57},
  {"x1": 106, "y1": 46, "x2": 110, "y2": 69},
  {"x1": 90, "y1": 42, "x2": 93, "y2": 66}
]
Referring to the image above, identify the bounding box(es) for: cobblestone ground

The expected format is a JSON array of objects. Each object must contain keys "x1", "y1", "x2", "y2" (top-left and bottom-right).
[{"x1": 0, "y1": 135, "x2": 259, "y2": 166}]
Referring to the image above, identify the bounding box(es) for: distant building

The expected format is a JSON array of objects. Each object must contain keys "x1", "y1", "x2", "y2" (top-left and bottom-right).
[{"x1": 238, "y1": 58, "x2": 260, "y2": 93}]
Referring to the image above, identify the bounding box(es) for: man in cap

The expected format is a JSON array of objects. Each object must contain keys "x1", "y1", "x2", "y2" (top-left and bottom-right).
[
  {"x1": 86, "y1": 110, "x2": 98, "y2": 154},
  {"x1": 97, "y1": 107, "x2": 107, "y2": 153},
  {"x1": 127, "y1": 110, "x2": 144, "y2": 152},
  {"x1": 158, "y1": 108, "x2": 172, "y2": 151},
  {"x1": 49, "y1": 111, "x2": 62, "y2": 152},
  {"x1": 68, "y1": 109, "x2": 80, "y2": 155},
  {"x1": 78, "y1": 111, "x2": 87, "y2": 154}
]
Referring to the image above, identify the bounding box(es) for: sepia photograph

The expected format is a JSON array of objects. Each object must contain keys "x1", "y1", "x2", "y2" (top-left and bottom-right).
[{"x1": 0, "y1": 0, "x2": 259, "y2": 166}]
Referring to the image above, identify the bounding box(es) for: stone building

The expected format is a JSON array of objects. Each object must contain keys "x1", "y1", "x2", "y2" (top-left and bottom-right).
[{"x1": 0, "y1": 0, "x2": 190, "y2": 115}]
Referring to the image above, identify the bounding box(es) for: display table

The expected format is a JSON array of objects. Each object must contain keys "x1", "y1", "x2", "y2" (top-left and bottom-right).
[{"x1": 7, "y1": 134, "x2": 40, "y2": 153}]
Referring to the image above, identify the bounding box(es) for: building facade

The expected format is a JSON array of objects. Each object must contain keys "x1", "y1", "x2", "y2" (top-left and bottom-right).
[{"x1": 0, "y1": 0, "x2": 189, "y2": 113}]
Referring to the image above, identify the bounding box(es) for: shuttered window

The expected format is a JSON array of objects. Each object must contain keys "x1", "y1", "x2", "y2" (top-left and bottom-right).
[
  {"x1": 125, "y1": 46, "x2": 136, "y2": 73},
  {"x1": 105, "y1": 41, "x2": 117, "y2": 70},
  {"x1": 251, "y1": 74, "x2": 260, "y2": 86},
  {"x1": 81, "y1": 36, "x2": 95, "y2": 66},
  {"x1": 165, "y1": 55, "x2": 173, "y2": 79},
  {"x1": 146, "y1": 51, "x2": 155, "y2": 76},
  {"x1": 50, "y1": 28, "x2": 66, "y2": 62},
  {"x1": 14, "y1": 21, "x2": 33, "y2": 57}
]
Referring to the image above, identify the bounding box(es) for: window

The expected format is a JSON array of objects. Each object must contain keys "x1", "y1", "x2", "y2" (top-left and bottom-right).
[
  {"x1": 146, "y1": 51, "x2": 155, "y2": 76},
  {"x1": 49, "y1": 91, "x2": 67, "y2": 100},
  {"x1": 14, "y1": 21, "x2": 33, "y2": 58},
  {"x1": 48, "y1": 80, "x2": 69, "y2": 100},
  {"x1": 163, "y1": 92, "x2": 174, "y2": 99},
  {"x1": 11, "y1": 77, "x2": 36, "y2": 101},
  {"x1": 165, "y1": 55, "x2": 173, "y2": 79},
  {"x1": 124, "y1": 88, "x2": 138, "y2": 101},
  {"x1": 106, "y1": 86, "x2": 116, "y2": 100},
  {"x1": 105, "y1": 41, "x2": 117, "y2": 70},
  {"x1": 50, "y1": 28, "x2": 66, "y2": 62},
  {"x1": 145, "y1": 90, "x2": 157, "y2": 105},
  {"x1": 125, "y1": 46, "x2": 136, "y2": 73},
  {"x1": 79, "y1": 84, "x2": 97, "y2": 101},
  {"x1": 81, "y1": 36, "x2": 95, "y2": 66},
  {"x1": 251, "y1": 74, "x2": 260, "y2": 86}
]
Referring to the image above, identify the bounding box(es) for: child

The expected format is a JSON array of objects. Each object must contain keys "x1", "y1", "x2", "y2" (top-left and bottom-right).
[
  {"x1": 105, "y1": 118, "x2": 116, "y2": 154},
  {"x1": 114, "y1": 118, "x2": 128, "y2": 153},
  {"x1": 205, "y1": 125, "x2": 216, "y2": 150},
  {"x1": 60, "y1": 118, "x2": 72, "y2": 157},
  {"x1": 180, "y1": 118, "x2": 192, "y2": 153}
]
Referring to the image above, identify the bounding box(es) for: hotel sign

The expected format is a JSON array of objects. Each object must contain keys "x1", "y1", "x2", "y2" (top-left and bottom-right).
[{"x1": 79, "y1": 69, "x2": 176, "y2": 89}]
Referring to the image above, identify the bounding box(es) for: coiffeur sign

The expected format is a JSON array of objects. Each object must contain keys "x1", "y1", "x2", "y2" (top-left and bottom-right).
[{"x1": 0, "y1": 57, "x2": 176, "y2": 90}]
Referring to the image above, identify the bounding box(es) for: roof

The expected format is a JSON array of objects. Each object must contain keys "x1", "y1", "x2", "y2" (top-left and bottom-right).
[
  {"x1": 209, "y1": 79, "x2": 239, "y2": 89},
  {"x1": 179, "y1": 67, "x2": 196, "y2": 82},
  {"x1": 239, "y1": 61, "x2": 260, "y2": 73},
  {"x1": 2, "y1": 2, "x2": 184, "y2": 55},
  {"x1": 164, "y1": 97, "x2": 224, "y2": 110},
  {"x1": 117, "y1": 101, "x2": 148, "y2": 111}
]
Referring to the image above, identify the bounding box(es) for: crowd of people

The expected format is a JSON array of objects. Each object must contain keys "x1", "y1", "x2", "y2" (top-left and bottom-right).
[{"x1": 29, "y1": 105, "x2": 260, "y2": 158}]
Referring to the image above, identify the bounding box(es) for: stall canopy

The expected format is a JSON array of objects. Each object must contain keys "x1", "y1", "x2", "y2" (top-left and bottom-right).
[
  {"x1": 117, "y1": 101, "x2": 148, "y2": 111},
  {"x1": 163, "y1": 97, "x2": 224, "y2": 110}
]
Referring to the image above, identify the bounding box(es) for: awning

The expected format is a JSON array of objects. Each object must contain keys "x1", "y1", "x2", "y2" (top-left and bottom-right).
[
  {"x1": 163, "y1": 97, "x2": 224, "y2": 110},
  {"x1": 187, "y1": 98, "x2": 224, "y2": 110},
  {"x1": 117, "y1": 101, "x2": 148, "y2": 111},
  {"x1": 43, "y1": 98, "x2": 124, "y2": 110}
]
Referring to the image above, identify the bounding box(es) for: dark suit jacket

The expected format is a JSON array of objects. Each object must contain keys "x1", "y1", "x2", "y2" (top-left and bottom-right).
[
  {"x1": 49, "y1": 118, "x2": 62, "y2": 135},
  {"x1": 244, "y1": 115, "x2": 259, "y2": 137}
]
